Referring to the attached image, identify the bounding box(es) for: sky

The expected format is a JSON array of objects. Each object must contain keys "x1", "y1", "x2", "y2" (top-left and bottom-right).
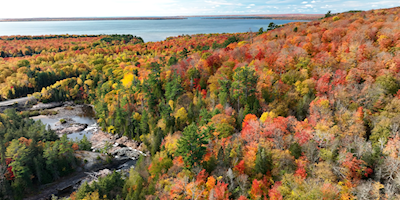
[{"x1": 1, "y1": 0, "x2": 399, "y2": 18}]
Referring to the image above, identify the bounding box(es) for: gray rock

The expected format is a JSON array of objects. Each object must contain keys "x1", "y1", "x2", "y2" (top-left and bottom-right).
[
  {"x1": 31, "y1": 102, "x2": 64, "y2": 110},
  {"x1": 111, "y1": 147, "x2": 145, "y2": 160},
  {"x1": 56, "y1": 123, "x2": 88, "y2": 135}
]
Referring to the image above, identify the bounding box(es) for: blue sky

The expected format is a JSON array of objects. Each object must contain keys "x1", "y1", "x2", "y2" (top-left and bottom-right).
[{"x1": 1, "y1": 0, "x2": 399, "y2": 18}]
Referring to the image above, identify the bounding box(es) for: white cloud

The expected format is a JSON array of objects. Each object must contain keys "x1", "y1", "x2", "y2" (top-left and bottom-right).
[
  {"x1": 205, "y1": 1, "x2": 243, "y2": 6},
  {"x1": 246, "y1": 3, "x2": 256, "y2": 8},
  {"x1": 265, "y1": 0, "x2": 297, "y2": 4},
  {"x1": 367, "y1": 0, "x2": 400, "y2": 5},
  {"x1": 321, "y1": 4, "x2": 332, "y2": 8},
  {"x1": 302, "y1": 1, "x2": 308, "y2": 3}
]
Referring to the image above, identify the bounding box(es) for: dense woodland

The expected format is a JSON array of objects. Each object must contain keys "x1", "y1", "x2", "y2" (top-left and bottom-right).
[
  {"x1": 0, "y1": 109, "x2": 91, "y2": 199},
  {"x1": 1, "y1": 6, "x2": 400, "y2": 199}
]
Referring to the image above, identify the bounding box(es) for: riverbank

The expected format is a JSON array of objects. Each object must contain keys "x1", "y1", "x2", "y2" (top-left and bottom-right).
[
  {"x1": 23, "y1": 153, "x2": 132, "y2": 200},
  {"x1": 90, "y1": 130, "x2": 144, "y2": 152},
  {"x1": 22, "y1": 102, "x2": 144, "y2": 200},
  {"x1": 28, "y1": 101, "x2": 145, "y2": 154},
  {"x1": 0, "y1": 96, "x2": 37, "y2": 112},
  {"x1": 30, "y1": 102, "x2": 97, "y2": 139}
]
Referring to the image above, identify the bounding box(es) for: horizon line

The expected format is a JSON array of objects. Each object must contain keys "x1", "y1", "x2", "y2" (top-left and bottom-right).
[{"x1": 0, "y1": 13, "x2": 326, "y2": 20}]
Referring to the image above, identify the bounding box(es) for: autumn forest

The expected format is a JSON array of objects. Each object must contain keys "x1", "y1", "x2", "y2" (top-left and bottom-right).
[{"x1": 1, "y1": 6, "x2": 400, "y2": 200}]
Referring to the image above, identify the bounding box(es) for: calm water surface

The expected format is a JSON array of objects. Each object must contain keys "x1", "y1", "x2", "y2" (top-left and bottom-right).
[
  {"x1": 0, "y1": 18, "x2": 304, "y2": 42},
  {"x1": 31, "y1": 105, "x2": 98, "y2": 140}
]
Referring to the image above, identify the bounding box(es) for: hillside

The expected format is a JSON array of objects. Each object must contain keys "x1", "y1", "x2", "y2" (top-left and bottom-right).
[{"x1": 1, "y1": 6, "x2": 400, "y2": 200}]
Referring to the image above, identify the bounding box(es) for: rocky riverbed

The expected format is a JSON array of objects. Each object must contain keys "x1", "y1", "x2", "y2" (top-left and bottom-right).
[
  {"x1": 29, "y1": 102, "x2": 146, "y2": 160},
  {"x1": 30, "y1": 102, "x2": 97, "y2": 140},
  {"x1": 31, "y1": 102, "x2": 64, "y2": 111},
  {"x1": 29, "y1": 101, "x2": 145, "y2": 157},
  {"x1": 90, "y1": 130, "x2": 146, "y2": 159},
  {"x1": 24, "y1": 102, "x2": 145, "y2": 200},
  {"x1": 53, "y1": 118, "x2": 88, "y2": 135}
]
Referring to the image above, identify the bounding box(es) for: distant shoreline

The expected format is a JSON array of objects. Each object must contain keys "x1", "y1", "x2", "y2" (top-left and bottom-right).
[
  {"x1": 204, "y1": 17, "x2": 310, "y2": 20},
  {"x1": 0, "y1": 14, "x2": 323, "y2": 22},
  {"x1": 0, "y1": 17, "x2": 187, "y2": 22},
  {"x1": 186, "y1": 14, "x2": 323, "y2": 21}
]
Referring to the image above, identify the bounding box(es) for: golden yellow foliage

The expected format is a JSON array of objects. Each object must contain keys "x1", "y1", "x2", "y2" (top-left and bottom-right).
[
  {"x1": 271, "y1": 149, "x2": 295, "y2": 177},
  {"x1": 315, "y1": 122, "x2": 330, "y2": 132},
  {"x1": 168, "y1": 100, "x2": 174, "y2": 110},
  {"x1": 260, "y1": 111, "x2": 277, "y2": 122},
  {"x1": 248, "y1": 60, "x2": 255, "y2": 67},
  {"x1": 165, "y1": 70, "x2": 172, "y2": 79},
  {"x1": 133, "y1": 112, "x2": 141, "y2": 121},
  {"x1": 175, "y1": 107, "x2": 188, "y2": 121},
  {"x1": 237, "y1": 41, "x2": 248, "y2": 47},
  {"x1": 319, "y1": 99, "x2": 330, "y2": 109},
  {"x1": 121, "y1": 73, "x2": 134, "y2": 88},
  {"x1": 164, "y1": 132, "x2": 181, "y2": 156},
  {"x1": 77, "y1": 78, "x2": 83, "y2": 85},
  {"x1": 84, "y1": 80, "x2": 93, "y2": 87},
  {"x1": 314, "y1": 162, "x2": 337, "y2": 182},
  {"x1": 82, "y1": 191, "x2": 105, "y2": 200},
  {"x1": 107, "y1": 126, "x2": 115, "y2": 134},
  {"x1": 157, "y1": 119, "x2": 166, "y2": 131},
  {"x1": 295, "y1": 79, "x2": 315, "y2": 96},
  {"x1": 208, "y1": 75, "x2": 220, "y2": 94}
]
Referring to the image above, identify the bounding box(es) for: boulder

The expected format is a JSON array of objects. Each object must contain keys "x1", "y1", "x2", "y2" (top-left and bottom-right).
[
  {"x1": 111, "y1": 147, "x2": 145, "y2": 160},
  {"x1": 31, "y1": 102, "x2": 64, "y2": 110},
  {"x1": 116, "y1": 136, "x2": 139, "y2": 149},
  {"x1": 56, "y1": 123, "x2": 88, "y2": 135},
  {"x1": 98, "y1": 169, "x2": 112, "y2": 177}
]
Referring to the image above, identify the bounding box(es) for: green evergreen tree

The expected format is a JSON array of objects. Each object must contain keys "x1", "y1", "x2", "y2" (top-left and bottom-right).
[
  {"x1": 165, "y1": 72, "x2": 182, "y2": 102},
  {"x1": 151, "y1": 128, "x2": 163, "y2": 156},
  {"x1": 289, "y1": 143, "x2": 302, "y2": 159},
  {"x1": 199, "y1": 108, "x2": 211, "y2": 126},
  {"x1": 78, "y1": 135, "x2": 92, "y2": 151},
  {"x1": 142, "y1": 62, "x2": 163, "y2": 115},
  {"x1": 140, "y1": 109, "x2": 149, "y2": 135},
  {"x1": 231, "y1": 66, "x2": 258, "y2": 111},
  {"x1": 254, "y1": 146, "x2": 272, "y2": 175},
  {"x1": 258, "y1": 27, "x2": 264, "y2": 35},
  {"x1": 218, "y1": 78, "x2": 231, "y2": 106},
  {"x1": 177, "y1": 124, "x2": 214, "y2": 169},
  {"x1": 75, "y1": 181, "x2": 93, "y2": 200},
  {"x1": 325, "y1": 10, "x2": 332, "y2": 18}
]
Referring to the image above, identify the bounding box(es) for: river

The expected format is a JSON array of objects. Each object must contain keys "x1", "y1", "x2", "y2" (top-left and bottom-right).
[
  {"x1": 31, "y1": 104, "x2": 98, "y2": 140},
  {"x1": 27, "y1": 103, "x2": 139, "y2": 199},
  {"x1": 0, "y1": 18, "x2": 305, "y2": 42}
]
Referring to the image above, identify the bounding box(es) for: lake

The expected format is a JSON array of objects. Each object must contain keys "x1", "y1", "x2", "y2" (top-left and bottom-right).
[{"x1": 0, "y1": 18, "x2": 304, "y2": 42}]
